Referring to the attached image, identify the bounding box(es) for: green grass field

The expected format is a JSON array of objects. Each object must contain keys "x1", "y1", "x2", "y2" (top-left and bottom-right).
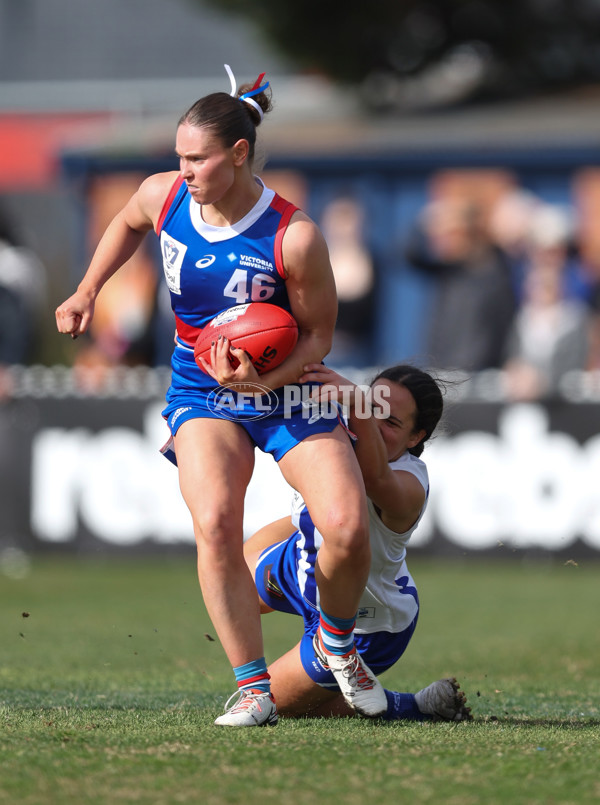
[{"x1": 1, "y1": 556, "x2": 599, "y2": 805}]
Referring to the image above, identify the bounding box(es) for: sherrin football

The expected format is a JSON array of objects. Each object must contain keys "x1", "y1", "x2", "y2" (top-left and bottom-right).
[{"x1": 194, "y1": 302, "x2": 299, "y2": 375}]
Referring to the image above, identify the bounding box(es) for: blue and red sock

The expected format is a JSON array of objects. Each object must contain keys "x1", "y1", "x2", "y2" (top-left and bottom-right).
[
  {"x1": 317, "y1": 610, "x2": 357, "y2": 656},
  {"x1": 233, "y1": 658, "x2": 271, "y2": 694}
]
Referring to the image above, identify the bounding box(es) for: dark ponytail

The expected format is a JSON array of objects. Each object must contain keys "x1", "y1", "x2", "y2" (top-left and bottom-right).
[{"x1": 178, "y1": 82, "x2": 272, "y2": 162}]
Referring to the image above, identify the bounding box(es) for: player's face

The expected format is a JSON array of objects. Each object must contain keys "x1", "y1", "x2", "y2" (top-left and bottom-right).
[
  {"x1": 176, "y1": 123, "x2": 242, "y2": 205},
  {"x1": 371, "y1": 379, "x2": 426, "y2": 462}
]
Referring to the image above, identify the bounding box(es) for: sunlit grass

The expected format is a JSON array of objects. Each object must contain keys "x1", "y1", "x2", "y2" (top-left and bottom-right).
[{"x1": 1, "y1": 557, "x2": 598, "y2": 804}]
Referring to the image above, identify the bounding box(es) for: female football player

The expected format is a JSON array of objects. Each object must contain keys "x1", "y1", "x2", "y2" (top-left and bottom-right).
[
  {"x1": 242, "y1": 363, "x2": 472, "y2": 721},
  {"x1": 56, "y1": 67, "x2": 382, "y2": 726}
]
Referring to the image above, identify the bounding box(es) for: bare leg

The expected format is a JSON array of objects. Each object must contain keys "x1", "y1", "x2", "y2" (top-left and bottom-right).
[
  {"x1": 174, "y1": 418, "x2": 259, "y2": 668},
  {"x1": 278, "y1": 426, "x2": 369, "y2": 619},
  {"x1": 270, "y1": 647, "x2": 473, "y2": 721},
  {"x1": 268, "y1": 644, "x2": 354, "y2": 718},
  {"x1": 243, "y1": 527, "x2": 358, "y2": 718}
]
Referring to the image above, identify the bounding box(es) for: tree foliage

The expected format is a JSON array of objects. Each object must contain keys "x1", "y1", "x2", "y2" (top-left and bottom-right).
[{"x1": 199, "y1": 0, "x2": 600, "y2": 109}]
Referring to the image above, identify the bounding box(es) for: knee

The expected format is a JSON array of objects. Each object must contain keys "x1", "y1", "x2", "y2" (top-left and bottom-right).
[
  {"x1": 193, "y1": 508, "x2": 242, "y2": 556},
  {"x1": 320, "y1": 506, "x2": 369, "y2": 560}
]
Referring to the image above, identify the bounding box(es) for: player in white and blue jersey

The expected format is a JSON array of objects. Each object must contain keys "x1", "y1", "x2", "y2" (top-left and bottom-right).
[
  {"x1": 245, "y1": 364, "x2": 472, "y2": 721},
  {"x1": 56, "y1": 66, "x2": 382, "y2": 727}
]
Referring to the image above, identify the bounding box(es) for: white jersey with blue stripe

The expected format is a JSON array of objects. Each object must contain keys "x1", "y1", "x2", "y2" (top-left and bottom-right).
[{"x1": 291, "y1": 451, "x2": 429, "y2": 634}]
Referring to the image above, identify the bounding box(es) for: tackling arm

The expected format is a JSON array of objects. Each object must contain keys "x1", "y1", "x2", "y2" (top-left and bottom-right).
[{"x1": 252, "y1": 210, "x2": 337, "y2": 390}]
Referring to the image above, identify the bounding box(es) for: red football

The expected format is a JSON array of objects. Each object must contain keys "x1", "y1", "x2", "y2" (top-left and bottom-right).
[{"x1": 194, "y1": 303, "x2": 299, "y2": 375}]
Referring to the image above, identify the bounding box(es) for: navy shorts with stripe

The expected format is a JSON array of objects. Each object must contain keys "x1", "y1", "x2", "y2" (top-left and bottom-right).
[{"x1": 255, "y1": 536, "x2": 419, "y2": 689}]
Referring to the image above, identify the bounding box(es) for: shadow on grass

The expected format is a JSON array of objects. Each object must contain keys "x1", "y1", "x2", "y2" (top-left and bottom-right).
[
  {"x1": 474, "y1": 716, "x2": 600, "y2": 729},
  {"x1": 3, "y1": 693, "x2": 599, "y2": 730}
]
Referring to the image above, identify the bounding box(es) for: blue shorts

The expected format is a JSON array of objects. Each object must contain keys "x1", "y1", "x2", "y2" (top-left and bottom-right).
[
  {"x1": 255, "y1": 536, "x2": 419, "y2": 690},
  {"x1": 161, "y1": 343, "x2": 344, "y2": 463}
]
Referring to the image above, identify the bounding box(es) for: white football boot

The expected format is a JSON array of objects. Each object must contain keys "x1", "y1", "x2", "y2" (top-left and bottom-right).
[
  {"x1": 214, "y1": 688, "x2": 278, "y2": 727},
  {"x1": 313, "y1": 634, "x2": 387, "y2": 717}
]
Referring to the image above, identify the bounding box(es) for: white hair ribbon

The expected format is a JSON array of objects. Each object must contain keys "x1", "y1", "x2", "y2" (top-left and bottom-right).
[
  {"x1": 224, "y1": 64, "x2": 269, "y2": 120},
  {"x1": 240, "y1": 96, "x2": 264, "y2": 120},
  {"x1": 224, "y1": 64, "x2": 236, "y2": 97},
  {"x1": 239, "y1": 75, "x2": 270, "y2": 121}
]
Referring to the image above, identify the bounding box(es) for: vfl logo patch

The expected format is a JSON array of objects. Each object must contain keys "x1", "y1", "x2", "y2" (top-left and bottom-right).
[{"x1": 160, "y1": 231, "x2": 188, "y2": 295}]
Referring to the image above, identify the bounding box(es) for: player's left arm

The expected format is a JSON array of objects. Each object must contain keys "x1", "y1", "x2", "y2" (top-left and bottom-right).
[
  {"x1": 252, "y1": 210, "x2": 337, "y2": 390},
  {"x1": 202, "y1": 211, "x2": 337, "y2": 390}
]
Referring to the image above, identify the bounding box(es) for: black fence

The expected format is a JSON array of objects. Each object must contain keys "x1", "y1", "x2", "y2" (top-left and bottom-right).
[{"x1": 1, "y1": 367, "x2": 599, "y2": 560}]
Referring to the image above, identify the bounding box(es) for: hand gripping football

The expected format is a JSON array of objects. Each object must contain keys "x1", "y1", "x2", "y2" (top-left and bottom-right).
[{"x1": 194, "y1": 302, "x2": 299, "y2": 375}]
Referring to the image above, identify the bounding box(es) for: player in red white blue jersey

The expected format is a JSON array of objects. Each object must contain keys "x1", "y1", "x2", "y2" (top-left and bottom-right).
[
  {"x1": 56, "y1": 66, "x2": 380, "y2": 726},
  {"x1": 244, "y1": 363, "x2": 472, "y2": 721},
  {"x1": 157, "y1": 170, "x2": 332, "y2": 459}
]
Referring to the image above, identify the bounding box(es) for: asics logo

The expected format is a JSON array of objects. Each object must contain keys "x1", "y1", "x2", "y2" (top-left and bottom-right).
[{"x1": 196, "y1": 255, "x2": 216, "y2": 268}]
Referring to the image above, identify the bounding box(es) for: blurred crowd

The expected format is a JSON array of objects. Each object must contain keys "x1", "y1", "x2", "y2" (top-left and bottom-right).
[
  {"x1": 0, "y1": 205, "x2": 47, "y2": 397},
  {"x1": 404, "y1": 182, "x2": 600, "y2": 401},
  {"x1": 2, "y1": 175, "x2": 600, "y2": 403}
]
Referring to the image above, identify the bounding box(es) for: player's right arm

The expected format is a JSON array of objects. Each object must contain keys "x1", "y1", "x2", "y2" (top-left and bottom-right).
[{"x1": 55, "y1": 171, "x2": 179, "y2": 338}]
